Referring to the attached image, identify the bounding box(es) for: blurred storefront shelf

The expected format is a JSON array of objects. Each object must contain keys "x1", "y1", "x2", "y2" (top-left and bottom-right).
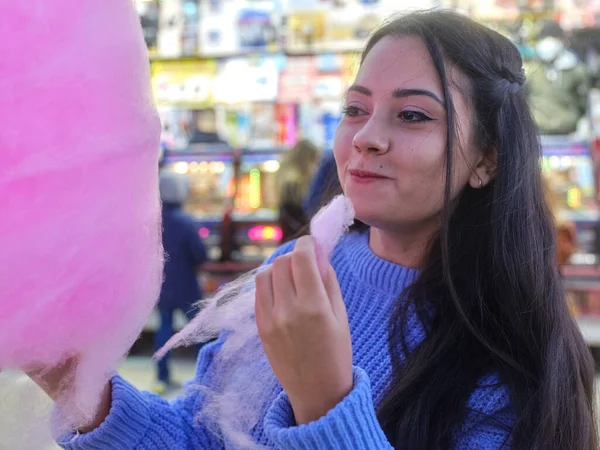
[{"x1": 563, "y1": 264, "x2": 600, "y2": 345}]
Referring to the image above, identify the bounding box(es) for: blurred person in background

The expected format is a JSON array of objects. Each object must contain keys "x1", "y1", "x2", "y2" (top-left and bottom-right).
[
  {"x1": 570, "y1": 27, "x2": 600, "y2": 88},
  {"x1": 526, "y1": 20, "x2": 590, "y2": 135},
  {"x1": 187, "y1": 109, "x2": 227, "y2": 145},
  {"x1": 276, "y1": 139, "x2": 319, "y2": 242},
  {"x1": 153, "y1": 170, "x2": 208, "y2": 394}
]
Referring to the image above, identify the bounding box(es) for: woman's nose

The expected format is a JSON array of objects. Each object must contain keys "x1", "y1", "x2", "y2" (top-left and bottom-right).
[{"x1": 352, "y1": 117, "x2": 390, "y2": 154}]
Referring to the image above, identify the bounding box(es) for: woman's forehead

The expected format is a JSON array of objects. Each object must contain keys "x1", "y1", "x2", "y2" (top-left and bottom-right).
[{"x1": 356, "y1": 35, "x2": 444, "y2": 99}]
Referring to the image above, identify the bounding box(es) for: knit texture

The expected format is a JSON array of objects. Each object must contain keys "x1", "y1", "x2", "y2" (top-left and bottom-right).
[{"x1": 57, "y1": 230, "x2": 513, "y2": 449}]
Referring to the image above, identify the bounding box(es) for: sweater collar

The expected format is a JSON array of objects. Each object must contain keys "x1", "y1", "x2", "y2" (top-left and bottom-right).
[{"x1": 340, "y1": 229, "x2": 419, "y2": 296}]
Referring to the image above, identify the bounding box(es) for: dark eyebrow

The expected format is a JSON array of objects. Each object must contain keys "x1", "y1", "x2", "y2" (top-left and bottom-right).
[
  {"x1": 347, "y1": 84, "x2": 444, "y2": 107},
  {"x1": 393, "y1": 88, "x2": 444, "y2": 106},
  {"x1": 347, "y1": 84, "x2": 372, "y2": 96}
]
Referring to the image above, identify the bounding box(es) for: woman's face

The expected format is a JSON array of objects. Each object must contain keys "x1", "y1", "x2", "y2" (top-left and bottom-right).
[{"x1": 334, "y1": 35, "x2": 485, "y2": 233}]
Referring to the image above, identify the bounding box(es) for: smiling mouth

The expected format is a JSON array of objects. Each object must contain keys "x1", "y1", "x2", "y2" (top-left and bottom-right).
[{"x1": 348, "y1": 169, "x2": 390, "y2": 180}]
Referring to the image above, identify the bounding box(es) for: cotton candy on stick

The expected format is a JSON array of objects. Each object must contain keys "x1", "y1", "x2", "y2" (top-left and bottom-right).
[
  {"x1": 155, "y1": 195, "x2": 354, "y2": 448},
  {"x1": 310, "y1": 194, "x2": 357, "y2": 278},
  {"x1": 0, "y1": 0, "x2": 163, "y2": 436}
]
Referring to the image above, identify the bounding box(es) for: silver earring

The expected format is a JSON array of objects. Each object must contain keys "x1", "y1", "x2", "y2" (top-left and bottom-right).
[{"x1": 478, "y1": 178, "x2": 483, "y2": 189}]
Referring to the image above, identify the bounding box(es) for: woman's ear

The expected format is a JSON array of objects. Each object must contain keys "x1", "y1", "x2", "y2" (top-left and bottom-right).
[{"x1": 469, "y1": 149, "x2": 497, "y2": 189}]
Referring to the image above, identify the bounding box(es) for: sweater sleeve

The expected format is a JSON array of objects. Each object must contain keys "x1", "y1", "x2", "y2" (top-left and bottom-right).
[
  {"x1": 264, "y1": 368, "x2": 513, "y2": 450},
  {"x1": 55, "y1": 338, "x2": 226, "y2": 450},
  {"x1": 264, "y1": 367, "x2": 393, "y2": 450}
]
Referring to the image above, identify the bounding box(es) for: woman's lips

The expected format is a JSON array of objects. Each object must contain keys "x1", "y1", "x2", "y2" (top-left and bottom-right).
[{"x1": 348, "y1": 169, "x2": 390, "y2": 184}]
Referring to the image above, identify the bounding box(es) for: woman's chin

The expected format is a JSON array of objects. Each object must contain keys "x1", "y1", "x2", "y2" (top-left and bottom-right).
[
  {"x1": 344, "y1": 189, "x2": 397, "y2": 226},
  {"x1": 349, "y1": 199, "x2": 411, "y2": 231},
  {"x1": 351, "y1": 204, "x2": 384, "y2": 228}
]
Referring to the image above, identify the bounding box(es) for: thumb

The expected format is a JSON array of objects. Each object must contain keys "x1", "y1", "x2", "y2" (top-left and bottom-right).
[{"x1": 323, "y1": 264, "x2": 347, "y2": 322}]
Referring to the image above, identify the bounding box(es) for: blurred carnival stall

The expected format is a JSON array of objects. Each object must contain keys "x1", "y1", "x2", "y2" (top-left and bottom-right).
[{"x1": 136, "y1": 0, "x2": 600, "y2": 344}]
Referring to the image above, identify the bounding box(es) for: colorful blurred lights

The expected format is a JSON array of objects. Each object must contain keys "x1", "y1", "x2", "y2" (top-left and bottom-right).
[
  {"x1": 198, "y1": 227, "x2": 210, "y2": 239},
  {"x1": 249, "y1": 168, "x2": 261, "y2": 209},
  {"x1": 567, "y1": 187, "x2": 582, "y2": 209},
  {"x1": 548, "y1": 156, "x2": 560, "y2": 170},
  {"x1": 209, "y1": 161, "x2": 226, "y2": 174},
  {"x1": 262, "y1": 227, "x2": 277, "y2": 240},
  {"x1": 560, "y1": 156, "x2": 572, "y2": 167},
  {"x1": 248, "y1": 226, "x2": 283, "y2": 242},
  {"x1": 173, "y1": 162, "x2": 189, "y2": 174},
  {"x1": 263, "y1": 160, "x2": 280, "y2": 173}
]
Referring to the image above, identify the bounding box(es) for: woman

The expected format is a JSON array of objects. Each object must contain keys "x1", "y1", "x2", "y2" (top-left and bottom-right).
[
  {"x1": 275, "y1": 139, "x2": 320, "y2": 242},
  {"x1": 37, "y1": 11, "x2": 596, "y2": 449}
]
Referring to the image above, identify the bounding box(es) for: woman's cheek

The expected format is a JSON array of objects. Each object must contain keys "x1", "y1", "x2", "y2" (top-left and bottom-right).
[
  {"x1": 333, "y1": 125, "x2": 354, "y2": 166},
  {"x1": 333, "y1": 121, "x2": 353, "y2": 149}
]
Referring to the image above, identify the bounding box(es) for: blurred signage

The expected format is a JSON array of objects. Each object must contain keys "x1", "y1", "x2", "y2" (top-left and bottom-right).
[{"x1": 151, "y1": 59, "x2": 216, "y2": 107}]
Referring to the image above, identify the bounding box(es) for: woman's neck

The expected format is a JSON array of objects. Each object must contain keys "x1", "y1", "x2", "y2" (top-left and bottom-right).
[{"x1": 368, "y1": 226, "x2": 433, "y2": 269}]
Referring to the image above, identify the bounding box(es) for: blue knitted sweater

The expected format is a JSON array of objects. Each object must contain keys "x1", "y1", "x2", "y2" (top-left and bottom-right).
[{"x1": 57, "y1": 230, "x2": 513, "y2": 449}]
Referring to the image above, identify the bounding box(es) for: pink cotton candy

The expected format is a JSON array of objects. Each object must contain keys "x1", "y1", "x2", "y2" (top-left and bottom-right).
[
  {"x1": 311, "y1": 195, "x2": 356, "y2": 278},
  {"x1": 156, "y1": 195, "x2": 354, "y2": 449},
  {"x1": 0, "y1": 0, "x2": 163, "y2": 437}
]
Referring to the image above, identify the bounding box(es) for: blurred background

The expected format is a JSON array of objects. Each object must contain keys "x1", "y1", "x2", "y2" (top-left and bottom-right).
[
  {"x1": 11, "y1": 2, "x2": 600, "y2": 449},
  {"x1": 82, "y1": 0, "x2": 600, "y2": 399}
]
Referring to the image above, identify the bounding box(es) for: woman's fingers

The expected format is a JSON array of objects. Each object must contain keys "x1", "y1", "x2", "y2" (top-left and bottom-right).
[
  {"x1": 255, "y1": 266, "x2": 274, "y2": 333},
  {"x1": 291, "y1": 236, "x2": 330, "y2": 311},
  {"x1": 323, "y1": 264, "x2": 347, "y2": 322},
  {"x1": 271, "y1": 253, "x2": 297, "y2": 309},
  {"x1": 259, "y1": 236, "x2": 345, "y2": 329},
  {"x1": 256, "y1": 238, "x2": 353, "y2": 426}
]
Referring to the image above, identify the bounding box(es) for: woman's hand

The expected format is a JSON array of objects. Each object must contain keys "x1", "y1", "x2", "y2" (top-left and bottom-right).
[
  {"x1": 25, "y1": 356, "x2": 79, "y2": 404},
  {"x1": 255, "y1": 236, "x2": 353, "y2": 425},
  {"x1": 26, "y1": 356, "x2": 111, "y2": 433}
]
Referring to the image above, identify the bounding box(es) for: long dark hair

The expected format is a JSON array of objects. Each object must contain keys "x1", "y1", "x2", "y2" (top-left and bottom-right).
[{"x1": 340, "y1": 11, "x2": 596, "y2": 449}]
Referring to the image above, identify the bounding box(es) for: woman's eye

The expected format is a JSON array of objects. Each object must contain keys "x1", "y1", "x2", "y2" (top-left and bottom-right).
[
  {"x1": 342, "y1": 106, "x2": 364, "y2": 117},
  {"x1": 399, "y1": 110, "x2": 433, "y2": 123}
]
